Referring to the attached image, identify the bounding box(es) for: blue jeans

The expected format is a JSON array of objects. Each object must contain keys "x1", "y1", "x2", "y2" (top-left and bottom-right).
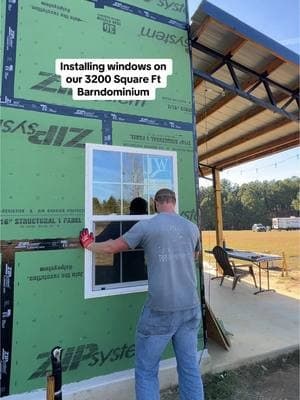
[{"x1": 135, "y1": 305, "x2": 204, "y2": 400}]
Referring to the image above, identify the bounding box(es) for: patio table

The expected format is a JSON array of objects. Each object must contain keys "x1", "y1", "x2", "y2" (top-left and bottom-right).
[{"x1": 206, "y1": 249, "x2": 283, "y2": 295}]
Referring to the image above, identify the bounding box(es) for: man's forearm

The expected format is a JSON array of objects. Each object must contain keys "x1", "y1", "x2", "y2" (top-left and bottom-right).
[
  {"x1": 87, "y1": 240, "x2": 115, "y2": 253},
  {"x1": 87, "y1": 238, "x2": 129, "y2": 254}
]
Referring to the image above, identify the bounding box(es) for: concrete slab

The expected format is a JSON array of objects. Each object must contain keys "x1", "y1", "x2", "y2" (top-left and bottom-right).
[
  {"x1": 202, "y1": 264, "x2": 300, "y2": 375},
  {"x1": 3, "y1": 354, "x2": 208, "y2": 400}
]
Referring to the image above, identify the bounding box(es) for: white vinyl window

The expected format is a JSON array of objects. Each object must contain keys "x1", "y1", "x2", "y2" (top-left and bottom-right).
[{"x1": 84, "y1": 144, "x2": 178, "y2": 298}]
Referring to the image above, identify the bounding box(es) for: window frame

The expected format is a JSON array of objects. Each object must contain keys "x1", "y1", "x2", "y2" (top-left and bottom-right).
[{"x1": 84, "y1": 143, "x2": 178, "y2": 299}]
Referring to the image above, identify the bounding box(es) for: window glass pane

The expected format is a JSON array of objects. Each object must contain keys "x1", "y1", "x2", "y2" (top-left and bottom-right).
[
  {"x1": 93, "y1": 184, "x2": 121, "y2": 215},
  {"x1": 122, "y1": 250, "x2": 148, "y2": 282},
  {"x1": 94, "y1": 222, "x2": 121, "y2": 285},
  {"x1": 121, "y1": 221, "x2": 147, "y2": 282},
  {"x1": 123, "y1": 153, "x2": 147, "y2": 184},
  {"x1": 123, "y1": 185, "x2": 148, "y2": 215},
  {"x1": 148, "y1": 155, "x2": 173, "y2": 186},
  {"x1": 148, "y1": 155, "x2": 174, "y2": 214},
  {"x1": 93, "y1": 150, "x2": 121, "y2": 183}
]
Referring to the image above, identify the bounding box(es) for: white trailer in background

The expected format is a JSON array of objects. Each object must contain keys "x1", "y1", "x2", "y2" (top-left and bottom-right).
[{"x1": 272, "y1": 217, "x2": 300, "y2": 230}]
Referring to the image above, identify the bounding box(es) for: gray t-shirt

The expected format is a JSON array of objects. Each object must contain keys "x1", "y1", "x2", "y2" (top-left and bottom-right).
[{"x1": 122, "y1": 212, "x2": 200, "y2": 312}]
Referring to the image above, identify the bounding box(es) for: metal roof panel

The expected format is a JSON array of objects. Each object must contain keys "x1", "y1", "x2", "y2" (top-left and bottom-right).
[
  {"x1": 192, "y1": 0, "x2": 300, "y2": 65},
  {"x1": 191, "y1": 1, "x2": 299, "y2": 175}
]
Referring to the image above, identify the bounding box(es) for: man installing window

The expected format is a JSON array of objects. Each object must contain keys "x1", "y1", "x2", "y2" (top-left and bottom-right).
[{"x1": 80, "y1": 188, "x2": 203, "y2": 400}]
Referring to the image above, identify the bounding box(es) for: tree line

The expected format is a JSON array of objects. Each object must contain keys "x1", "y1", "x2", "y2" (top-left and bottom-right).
[{"x1": 199, "y1": 177, "x2": 300, "y2": 230}]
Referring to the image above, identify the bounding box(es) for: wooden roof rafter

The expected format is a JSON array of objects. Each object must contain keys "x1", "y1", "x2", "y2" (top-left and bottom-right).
[
  {"x1": 196, "y1": 57, "x2": 286, "y2": 123},
  {"x1": 197, "y1": 86, "x2": 299, "y2": 146},
  {"x1": 211, "y1": 132, "x2": 300, "y2": 170},
  {"x1": 209, "y1": 17, "x2": 299, "y2": 67},
  {"x1": 198, "y1": 118, "x2": 294, "y2": 161},
  {"x1": 193, "y1": 36, "x2": 246, "y2": 90},
  {"x1": 192, "y1": 1, "x2": 299, "y2": 177},
  {"x1": 199, "y1": 134, "x2": 299, "y2": 176}
]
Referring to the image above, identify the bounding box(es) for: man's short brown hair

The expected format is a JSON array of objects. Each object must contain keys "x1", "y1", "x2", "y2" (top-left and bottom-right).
[{"x1": 154, "y1": 188, "x2": 176, "y2": 204}]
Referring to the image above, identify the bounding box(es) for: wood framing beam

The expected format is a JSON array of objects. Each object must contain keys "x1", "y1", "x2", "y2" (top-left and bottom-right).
[
  {"x1": 196, "y1": 57, "x2": 285, "y2": 123},
  {"x1": 193, "y1": 16, "x2": 211, "y2": 40},
  {"x1": 198, "y1": 118, "x2": 293, "y2": 161},
  {"x1": 210, "y1": 18, "x2": 299, "y2": 66},
  {"x1": 219, "y1": 141, "x2": 299, "y2": 171},
  {"x1": 194, "y1": 37, "x2": 246, "y2": 89},
  {"x1": 198, "y1": 162, "x2": 214, "y2": 177},
  {"x1": 199, "y1": 166, "x2": 213, "y2": 176},
  {"x1": 198, "y1": 137, "x2": 299, "y2": 176},
  {"x1": 198, "y1": 168, "x2": 205, "y2": 178},
  {"x1": 214, "y1": 132, "x2": 300, "y2": 169},
  {"x1": 197, "y1": 89, "x2": 298, "y2": 146}
]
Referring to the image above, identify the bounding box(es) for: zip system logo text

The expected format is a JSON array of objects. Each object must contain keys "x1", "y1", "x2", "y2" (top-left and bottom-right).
[
  {"x1": 30, "y1": 71, "x2": 146, "y2": 107},
  {"x1": 29, "y1": 343, "x2": 135, "y2": 380},
  {"x1": 0, "y1": 118, "x2": 94, "y2": 148},
  {"x1": 143, "y1": 0, "x2": 186, "y2": 14},
  {"x1": 139, "y1": 26, "x2": 188, "y2": 52}
]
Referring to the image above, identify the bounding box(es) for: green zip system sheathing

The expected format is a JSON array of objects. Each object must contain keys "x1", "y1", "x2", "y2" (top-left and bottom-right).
[{"x1": 0, "y1": 1, "x2": 204, "y2": 396}]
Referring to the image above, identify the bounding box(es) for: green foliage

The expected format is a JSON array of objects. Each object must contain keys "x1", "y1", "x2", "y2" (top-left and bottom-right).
[
  {"x1": 199, "y1": 177, "x2": 300, "y2": 230},
  {"x1": 199, "y1": 186, "x2": 216, "y2": 230},
  {"x1": 291, "y1": 192, "x2": 300, "y2": 212},
  {"x1": 93, "y1": 196, "x2": 134, "y2": 215}
]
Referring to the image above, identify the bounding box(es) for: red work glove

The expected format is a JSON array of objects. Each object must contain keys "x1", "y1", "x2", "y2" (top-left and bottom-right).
[{"x1": 79, "y1": 228, "x2": 94, "y2": 249}]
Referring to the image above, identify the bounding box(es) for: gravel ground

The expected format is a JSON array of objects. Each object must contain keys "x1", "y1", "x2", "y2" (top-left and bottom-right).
[{"x1": 161, "y1": 349, "x2": 299, "y2": 400}]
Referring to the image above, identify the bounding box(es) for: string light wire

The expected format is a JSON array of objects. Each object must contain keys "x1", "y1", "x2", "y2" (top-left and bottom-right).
[{"x1": 226, "y1": 153, "x2": 300, "y2": 177}]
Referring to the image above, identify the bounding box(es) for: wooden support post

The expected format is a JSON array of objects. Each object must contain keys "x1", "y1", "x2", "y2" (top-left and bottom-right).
[
  {"x1": 213, "y1": 168, "x2": 224, "y2": 247},
  {"x1": 46, "y1": 375, "x2": 55, "y2": 400},
  {"x1": 213, "y1": 168, "x2": 224, "y2": 274}
]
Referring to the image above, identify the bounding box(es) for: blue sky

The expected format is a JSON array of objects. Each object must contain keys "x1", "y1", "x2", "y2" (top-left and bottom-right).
[{"x1": 188, "y1": 0, "x2": 300, "y2": 185}]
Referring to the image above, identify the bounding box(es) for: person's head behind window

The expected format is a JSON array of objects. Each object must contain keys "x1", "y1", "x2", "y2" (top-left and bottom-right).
[{"x1": 129, "y1": 197, "x2": 148, "y2": 215}]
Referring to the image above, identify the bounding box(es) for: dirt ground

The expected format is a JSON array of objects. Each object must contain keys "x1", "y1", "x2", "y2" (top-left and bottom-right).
[
  {"x1": 161, "y1": 350, "x2": 299, "y2": 400},
  {"x1": 202, "y1": 230, "x2": 300, "y2": 300}
]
